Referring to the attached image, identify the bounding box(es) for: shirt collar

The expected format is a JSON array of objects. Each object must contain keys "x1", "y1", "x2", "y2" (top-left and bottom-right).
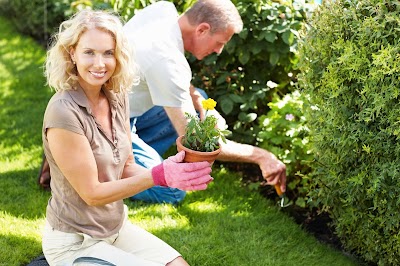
[{"x1": 67, "y1": 85, "x2": 118, "y2": 114}]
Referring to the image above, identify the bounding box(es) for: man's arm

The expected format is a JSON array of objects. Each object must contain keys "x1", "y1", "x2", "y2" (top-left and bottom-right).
[
  {"x1": 163, "y1": 105, "x2": 286, "y2": 192},
  {"x1": 189, "y1": 84, "x2": 206, "y2": 120},
  {"x1": 217, "y1": 139, "x2": 286, "y2": 192},
  {"x1": 164, "y1": 106, "x2": 189, "y2": 136},
  {"x1": 189, "y1": 84, "x2": 228, "y2": 129}
]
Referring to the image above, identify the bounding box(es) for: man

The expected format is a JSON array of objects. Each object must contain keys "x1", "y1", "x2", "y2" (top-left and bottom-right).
[{"x1": 123, "y1": 0, "x2": 286, "y2": 204}]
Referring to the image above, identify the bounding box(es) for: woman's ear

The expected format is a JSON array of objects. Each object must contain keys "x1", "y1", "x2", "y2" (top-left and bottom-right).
[{"x1": 69, "y1": 48, "x2": 76, "y2": 64}]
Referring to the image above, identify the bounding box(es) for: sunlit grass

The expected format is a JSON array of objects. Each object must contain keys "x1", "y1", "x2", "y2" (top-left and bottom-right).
[{"x1": 0, "y1": 16, "x2": 360, "y2": 266}]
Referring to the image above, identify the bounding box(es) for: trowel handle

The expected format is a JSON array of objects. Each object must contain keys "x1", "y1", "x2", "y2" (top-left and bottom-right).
[{"x1": 274, "y1": 184, "x2": 284, "y2": 196}]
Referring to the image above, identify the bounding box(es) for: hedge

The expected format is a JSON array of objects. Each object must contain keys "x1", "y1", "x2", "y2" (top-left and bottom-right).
[{"x1": 298, "y1": 1, "x2": 400, "y2": 265}]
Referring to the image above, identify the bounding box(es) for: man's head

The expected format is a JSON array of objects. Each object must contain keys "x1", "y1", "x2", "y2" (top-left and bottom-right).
[{"x1": 181, "y1": 0, "x2": 243, "y2": 60}]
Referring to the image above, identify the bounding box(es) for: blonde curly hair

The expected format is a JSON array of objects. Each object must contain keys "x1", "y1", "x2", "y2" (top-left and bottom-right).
[{"x1": 45, "y1": 9, "x2": 139, "y2": 93}]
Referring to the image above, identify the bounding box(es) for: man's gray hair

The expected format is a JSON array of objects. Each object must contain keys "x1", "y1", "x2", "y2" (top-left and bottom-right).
[{"x1": 185, "y1": 0, "x2": 243, "y2": 34}]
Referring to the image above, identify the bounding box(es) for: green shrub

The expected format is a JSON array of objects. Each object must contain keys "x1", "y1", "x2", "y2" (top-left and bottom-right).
[
  {"x1": 257, "y1": 90, "x2": 313, "y2": 207},
  {"x1": 298, "y1": 0, "x2": 400, "y2": 265}
]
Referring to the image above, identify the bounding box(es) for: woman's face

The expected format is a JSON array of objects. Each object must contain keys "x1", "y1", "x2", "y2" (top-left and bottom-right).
[{"x1": 70, "y1": 28, "x2": 117, "y2": 91}]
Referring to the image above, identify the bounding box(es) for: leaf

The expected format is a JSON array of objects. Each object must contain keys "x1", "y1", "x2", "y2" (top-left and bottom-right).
[
  {"x1": 269, "y1": 52, "x2": 279, "y2": 66},
  {"x1": 239, "y1": 50, "x2": 250, "y2": 65},
  {"x1": 240, "y1": 102, "x2": 250, "y2": 111},
  {"x1": 282, "y1": 30, "x2": 294, "y2": 45},
  {"x1": 274, "y1": 23, "x2": 287, "y2": 33},
  {"x1": 220, "y1": 98, "x2": 234, "y2": 115},
  {"x1": 265, "y1": 31, "x2": 277, "y2": 43},
  {"x1": 228, "y1": 94, "x2": 245, "y2": 103},
  {"x1": 216, "y1": 74, "x2": 227, "y2": 85},
  {"x1": 225, "y1": 38, "x2": 236, "y2": 54},
  {"x1": 238, "y1": 112, "x2": 257, "y2": 122},
  {"x1": 251, "y1": 42, "x2": 264, "y2": 55},
  {"x1": 239, "y1": 28, "x2": 248, "y2": 39},
  {"x1": 295, "y1": 197, "x2": 306, "y2": 208}
]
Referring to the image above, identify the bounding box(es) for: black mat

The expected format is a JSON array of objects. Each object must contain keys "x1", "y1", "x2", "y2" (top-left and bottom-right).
[{"x1": 27, "y1": 255, "x2": 49, "y2": 266}]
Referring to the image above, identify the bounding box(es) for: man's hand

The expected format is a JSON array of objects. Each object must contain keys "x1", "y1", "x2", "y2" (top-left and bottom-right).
[
  {"x1": 259, "y1": 152, "x2": 286, "y2": 193},
  {"x1": 189, "y1": 84, "x2": 228, "y2": 129},
  {"x1": 189, "y1": 84, "x2": 206, "y2": 120}
]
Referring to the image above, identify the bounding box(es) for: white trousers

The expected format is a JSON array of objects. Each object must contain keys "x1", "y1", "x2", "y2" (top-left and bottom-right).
[{"x1": 42, "y1": 206, "x2": 181, "y2": 266}]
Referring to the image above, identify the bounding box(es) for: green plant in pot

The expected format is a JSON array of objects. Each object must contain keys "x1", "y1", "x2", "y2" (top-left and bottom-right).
[{"x1": 176, "y1": 98, "x2": 229, "y2": 163}]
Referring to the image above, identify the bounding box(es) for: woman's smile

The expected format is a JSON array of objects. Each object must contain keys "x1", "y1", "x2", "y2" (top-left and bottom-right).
[{"x1": 90, "y1": 71, "x2": 107, "y2": 78}]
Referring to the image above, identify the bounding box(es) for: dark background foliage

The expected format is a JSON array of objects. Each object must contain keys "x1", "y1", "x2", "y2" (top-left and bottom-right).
[{"x1": 0, "y1": 0, "x2": 70, "y2": 46}]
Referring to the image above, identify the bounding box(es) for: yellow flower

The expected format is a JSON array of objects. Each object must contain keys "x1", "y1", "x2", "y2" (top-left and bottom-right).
[
  {"x1": 183, "y1": 98, "x2": 229, "y2": 152},
  {"x1": 202, "y1": 98, "x2": 217, "y2": 111}
]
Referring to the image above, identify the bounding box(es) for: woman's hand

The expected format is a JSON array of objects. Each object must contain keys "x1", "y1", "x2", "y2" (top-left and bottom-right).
[{"x1": 152, "y1": 151, "x2": 213, "y2": 190}]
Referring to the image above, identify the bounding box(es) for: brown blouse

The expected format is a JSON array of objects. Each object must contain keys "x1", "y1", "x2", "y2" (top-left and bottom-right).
[{"x1": 42, "y1": 85, "x2": 130, "y2": 238}]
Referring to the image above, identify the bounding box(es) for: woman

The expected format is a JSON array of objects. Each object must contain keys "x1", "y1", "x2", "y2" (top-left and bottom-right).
[{"x1": 42, "y1": 9, "x2": 213, "y2": 265}]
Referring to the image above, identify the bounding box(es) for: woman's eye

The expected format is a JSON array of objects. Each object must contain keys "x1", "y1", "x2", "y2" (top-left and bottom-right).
[
  {"x1": 105, "y1": 51, "x2": 114, "y2": 56},
  {"x1": 84, "y1": 50, "x2": 94, "y2": 55}
]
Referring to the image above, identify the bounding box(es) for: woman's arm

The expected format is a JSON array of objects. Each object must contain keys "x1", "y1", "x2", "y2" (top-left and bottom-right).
[{"x1": 47, "y1": 128, "x2": 155, "y2": 206}]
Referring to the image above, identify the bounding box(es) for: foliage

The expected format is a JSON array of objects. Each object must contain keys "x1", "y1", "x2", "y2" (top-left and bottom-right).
[
  {"x1": 0, "y1": 0, "x2": 193, "y2": 46},
  {"x1": 0, "y1": 0, "x2": 70, "y2": 45},
  {"x1": 183, "y1": 99, "x2": 229, "y2": 152},
  {"x1": 190, "y1": 0, "x2": 315, "y2": 145},
  {"x1": 69, "y1": 0, "x2": 195, "y2": 21},
  {"x1": 298, "y1": 0, "x2": 400, "y2": 265},
  {"x1": 69, "y1": 0, "x2": 146, "y2": 21},
  {"x1": 257, "y1": 90, "x2": 313, "y2": 208}
]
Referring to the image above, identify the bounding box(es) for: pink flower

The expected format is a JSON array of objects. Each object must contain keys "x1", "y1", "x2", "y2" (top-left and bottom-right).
[{"x1": 285, "y1": 114, "x2": 295, "y2": 121}]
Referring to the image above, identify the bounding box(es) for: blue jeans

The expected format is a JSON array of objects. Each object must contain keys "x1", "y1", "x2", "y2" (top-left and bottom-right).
[
  {"x1": 134, "y1": 105, "x2": 178, "y2": 156},
  {"x1": 129, "y1": 110, "x2": 185, "y2": 205},
  {"x1": 130, "y1": 89, "x2": 208, "y2": 204}
]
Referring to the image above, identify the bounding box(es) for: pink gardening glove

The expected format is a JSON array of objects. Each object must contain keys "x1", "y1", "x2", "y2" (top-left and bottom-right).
[{"x1": 152, "y1": 151, "x2": 213, "y2": 191}]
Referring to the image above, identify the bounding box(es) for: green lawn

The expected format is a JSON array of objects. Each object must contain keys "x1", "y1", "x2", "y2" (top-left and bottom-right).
[{"x1": 0, "y1": 16, "x2": 360, "y2": 266}]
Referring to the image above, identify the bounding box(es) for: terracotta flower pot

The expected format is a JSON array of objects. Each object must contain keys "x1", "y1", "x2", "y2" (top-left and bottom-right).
[{"x1": 176, "y1": 135, "x2": 221, "y2": 164}]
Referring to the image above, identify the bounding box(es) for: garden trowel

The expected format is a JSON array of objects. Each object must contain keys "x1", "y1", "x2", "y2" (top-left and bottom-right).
[{"x1": 274, "y1": 184, "x2": 291, "y2": 208}]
